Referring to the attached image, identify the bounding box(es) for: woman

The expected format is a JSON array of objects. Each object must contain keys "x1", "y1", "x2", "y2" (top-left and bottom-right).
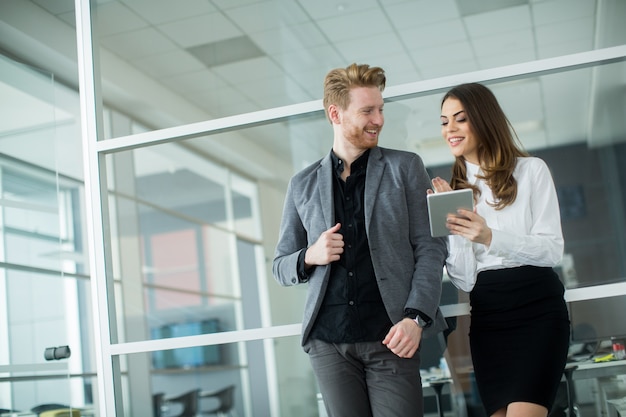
[{"x1": 432, "y1": 83, "x2": 570, "y2": 417}]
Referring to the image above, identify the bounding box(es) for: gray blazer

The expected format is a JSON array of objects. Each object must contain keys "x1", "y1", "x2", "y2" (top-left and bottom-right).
[{"x1": 273, "y1": 146, "x2": 448, "y2": 345}]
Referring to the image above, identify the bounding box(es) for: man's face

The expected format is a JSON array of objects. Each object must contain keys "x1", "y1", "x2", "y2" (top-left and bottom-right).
[{"x1": 337, "y1": 86, "x2": 384, "y2": 150}]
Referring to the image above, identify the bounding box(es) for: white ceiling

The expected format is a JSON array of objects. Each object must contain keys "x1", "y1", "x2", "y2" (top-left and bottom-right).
[{"x1": 0, "y1": 0, "x2": 625, "y2": 183}]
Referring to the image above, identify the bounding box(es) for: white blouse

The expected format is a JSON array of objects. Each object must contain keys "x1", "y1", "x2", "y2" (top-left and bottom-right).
[{"x1": 445, "y1": 157, "x2": 564, "y2": 290}]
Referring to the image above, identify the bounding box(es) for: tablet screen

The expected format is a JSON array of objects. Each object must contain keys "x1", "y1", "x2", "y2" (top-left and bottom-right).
[{"x1": 426, "y1": 188, "x2": 474, "y2": 237}]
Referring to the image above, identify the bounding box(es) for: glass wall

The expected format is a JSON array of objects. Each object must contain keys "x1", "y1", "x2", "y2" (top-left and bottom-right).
[
  {"x1": 101, "y1": 137, "x2": 272, "y2": 416},
  {"x1": 0, "y1": 0, "x2": 625, "y2": 416},
  {"x1": 0, "y1": 55, "x2": 93, "y2": 415}
]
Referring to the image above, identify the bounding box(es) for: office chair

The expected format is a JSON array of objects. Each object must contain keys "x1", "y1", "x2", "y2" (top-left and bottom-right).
[
  {"x1": 200, "y1": 385, "x2": 236, "y2": 417},
  {"x1": 31, "y1": 404, "x2": 72, "y2": 416},
  {"x1": 153, "y1": 393, "x2": 165, "y2": 417},
  {"x1": 563, "y1": 365, "x2": 580, "y2": 417},
  {"x1": 156, "y1": 389, "x2": 201, "y2": 417}
]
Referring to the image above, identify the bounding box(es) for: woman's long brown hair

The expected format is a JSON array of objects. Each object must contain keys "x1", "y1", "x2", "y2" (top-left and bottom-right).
[{"x1": 442, "y1": 83, "x2": 528, "y2": 209}]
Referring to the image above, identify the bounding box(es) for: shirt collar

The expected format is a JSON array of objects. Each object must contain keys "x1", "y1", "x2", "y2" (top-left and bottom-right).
[{"x1": 331, "y1": 149, "x2": 370, "y2": 177}]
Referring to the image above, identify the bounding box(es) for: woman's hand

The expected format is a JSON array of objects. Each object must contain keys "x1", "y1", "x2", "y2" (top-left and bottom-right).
[
  {"x1": 447, "y1": 209, "x2": 492, "y2": 247},
  {"x1": 430, "y1": 176, "x2": 452, "y2": 193},
  {"x1": 429, "y1": 177, "x2": 492, "y2": 246}
]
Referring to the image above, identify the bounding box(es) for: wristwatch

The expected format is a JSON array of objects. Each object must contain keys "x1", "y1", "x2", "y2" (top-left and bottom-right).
[
  {"x1": 414, "y1": 315, "x2": 429, "y2": 328},
  {"x1": 404, "y1": 308, "x2": 432, "y2": 328}
]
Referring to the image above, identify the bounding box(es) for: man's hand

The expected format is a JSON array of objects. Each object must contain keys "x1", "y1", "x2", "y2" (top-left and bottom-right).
[
  {"x1": 382, "y1": 318, "x2": 423, "y2": 358},
  {"x1": 304, "y1": 223, "x2": 344, "y2": 267}
]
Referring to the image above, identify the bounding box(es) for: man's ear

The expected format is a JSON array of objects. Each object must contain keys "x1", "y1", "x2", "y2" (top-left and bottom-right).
[{"x1": 328, "y1": 104, "x2": 341, "y2": 124}]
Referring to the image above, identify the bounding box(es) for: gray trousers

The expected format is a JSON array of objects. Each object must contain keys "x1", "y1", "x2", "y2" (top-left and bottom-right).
[{"x1": 304, "y1": 339, "x2": 424, "y2": 417}]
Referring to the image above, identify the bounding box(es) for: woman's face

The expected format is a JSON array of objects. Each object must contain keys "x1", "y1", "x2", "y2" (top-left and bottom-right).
[{"x1": 440, "y1": 97, "x2": 479, "y2": 165}]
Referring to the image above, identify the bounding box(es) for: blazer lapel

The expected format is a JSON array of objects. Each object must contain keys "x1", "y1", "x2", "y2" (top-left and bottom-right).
[
  {"x1": 318, "y1": 154, "x2": 334, "y2": 228},
  {"x1": 365, "y1": 147, "x2": 384, "y2": 230}
]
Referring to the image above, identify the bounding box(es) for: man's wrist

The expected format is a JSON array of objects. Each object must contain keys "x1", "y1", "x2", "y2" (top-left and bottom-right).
[{"x1": 403, "y1": 308, "x2": 432, "y2": 328}]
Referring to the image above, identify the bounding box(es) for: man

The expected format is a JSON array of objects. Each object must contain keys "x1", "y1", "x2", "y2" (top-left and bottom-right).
[{"x1": 272, "y1": 63, "x2": 447, "y2": 417}]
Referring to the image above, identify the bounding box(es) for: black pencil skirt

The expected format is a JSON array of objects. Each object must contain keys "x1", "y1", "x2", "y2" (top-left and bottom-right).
[{"x1": 469, "y1": 266, "x2": 570, "y2": 416}]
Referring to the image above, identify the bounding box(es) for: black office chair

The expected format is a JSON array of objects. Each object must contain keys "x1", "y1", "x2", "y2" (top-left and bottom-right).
[
  {"x1": 155, "y1": 389, "x2": 201, "y2": 417},
  {"x1": 153, "y1": 393, "x2": 165, "y2": 417},
  {"x1": 31, "y1": 404, "x2": 72, "y2": 416},
  {"x1": 200, "y1": 385, "x2": 236, "y2": 417}
]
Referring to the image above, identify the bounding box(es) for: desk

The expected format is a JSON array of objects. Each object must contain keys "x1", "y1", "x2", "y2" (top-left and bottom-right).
[
  {"x1": 571, "y1": 359, "x2": 626, "y2": 380},
  {"x1": 568, "y1": 359, "x2": 626, "y2": 417},
  {"x1": 607, "y1": 397, "x2": 626, "y2": 417}
]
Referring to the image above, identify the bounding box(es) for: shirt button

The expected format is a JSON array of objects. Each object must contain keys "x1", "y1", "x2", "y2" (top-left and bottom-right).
[
  {"x1": 349, "y1": 301, "x2": 354, "y2": 306},
  {"x1": 348, "y1": 272, "x2": 353, "y2": 277}
]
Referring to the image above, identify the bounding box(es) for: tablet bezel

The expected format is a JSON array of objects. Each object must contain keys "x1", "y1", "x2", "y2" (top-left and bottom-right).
[{"x1": 426, "y1": 188, "x2": 474, "y2": 237}]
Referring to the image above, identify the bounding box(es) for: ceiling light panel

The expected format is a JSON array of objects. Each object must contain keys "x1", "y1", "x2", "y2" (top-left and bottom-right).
[{"x1": 187, "y1": 36, "x2": 265, "y2": 68}]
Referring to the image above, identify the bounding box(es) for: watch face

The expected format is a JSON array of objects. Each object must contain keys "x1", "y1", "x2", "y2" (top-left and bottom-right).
[{"x1": 416, "y1": 316, "x2": 431, "y2": 328}]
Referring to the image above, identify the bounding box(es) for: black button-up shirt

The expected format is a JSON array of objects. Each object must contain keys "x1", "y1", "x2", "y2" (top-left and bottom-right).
[{"x1": 309, "y1": 150, "x2": 392, "y2": 343}]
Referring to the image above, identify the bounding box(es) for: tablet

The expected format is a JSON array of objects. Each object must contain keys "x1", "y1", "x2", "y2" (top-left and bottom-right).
[{"x1": 427, "y1": 188, "x2": 474, "y2": 237}]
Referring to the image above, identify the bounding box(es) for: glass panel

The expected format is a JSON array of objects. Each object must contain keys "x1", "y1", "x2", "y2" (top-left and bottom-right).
[
  {"x1": 231, "y1": 173, "x2": 262, "y2": 241},
  {"x1": 105, "y1": 143, "x2": 268, "y2": 344},
  {"x1": 86, "y1": 0, "x2": 626, "y2": 138},
  {"x1": 0, "y1": 55, "x2": 91, "y2": 415},
  {"x1": 116, "y1": 336, "x2": 306, "y2": 417}
]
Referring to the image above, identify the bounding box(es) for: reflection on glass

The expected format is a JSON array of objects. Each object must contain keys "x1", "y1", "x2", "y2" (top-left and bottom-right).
[
  {"x1": 106, "y1": 142, "x2": 264, "y2": 347},
  {"x1": 115, "y1": 336, "x2": 311, "y2": 417}
]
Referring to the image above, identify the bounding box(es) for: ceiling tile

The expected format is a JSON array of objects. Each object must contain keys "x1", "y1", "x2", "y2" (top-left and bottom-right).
[
  {"x1": 419, "y1": 59, "x2": 479, "y2": 79},
  {"x1": 316, "y1": 8, "x2": 394, "y2": 43},
  {"x1": 537, "y1": 38, "x2": 594, "y2": 59},
  {"x1": 472, "y1": 28, "x2": 535, "y2": 57},
  {"x1": 31, "y1": 0, "x2": 74, "y2": 15},
  {"x1": 158, "y1": 12, "x2": 242, "y2": 48},
  {"x1": 296, "y1": 0, "x2": 379, "y2": 20},
  {"x1": 409, "y1": 41, "x2": 474, "y2": 69},
  {"x1": 477, "y1": 48, "x2": 536, "y2": 68},
  {"x1": 210, "y1": 56, "x2": 284, "y2": 85},
  {"x1": 371, "y1": 54, "x2": 419, "y2": 85},
  {"x1": 188, "y1": 36, "x2": 265, "y2": 68},
  {"x1": 210, "y1": 0, "x2": 268, "y2": 11},
  {"x1": 121, "y1": 0, "x2": 216, "y2": 25},
  {"x1": 464, "y1": 5, "x2": 531, "y2": 38},
  {"x1": 385, "y1": 0, "x2": 460, "y2": 30},
  {"x1": 223, "y1": 1, "x2": 310, "y2": 33},
  {"x1": 160, "y1": 69, "x2": 228, "y2": 95},
  {"x1": 273, "y1": 45, "x2": 345, "y2": 78},
  {"x1": 535, "y1": 17, "x2": 595, "y2": 45},
  {"x1": 253, "y1": 23, "x2": 327, "y2": 56},
  {"x1": 100, "y1": 27, "x2": 178, "y2": 60},
  {"x1": 289, "y1": 67, "x2": 332, "y2": 98},
  {"x1": 397, "y1": 18, "x2": 467, "y2": 49},
  {"x1": 94, "y1": 1, "x2": 148, "y2": 37},
  {"x1": 131, "y1": 49, "x2": 205, "y2": 78},
  {"x1": 237, "y1": 76, "x2": 312, "y2": 108},
  {"x1": 334, "y1": 33, "x2": 407, "y2": 64},
  {"x1": 456, "y1": 0, "x2": 528, "y2": 16},
  {"x1": 531, "y1": 0, "x2": 596, "y2": 26},
  {"x1": 185, "y1": 84, "x2": 259, "y2": 117}
]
